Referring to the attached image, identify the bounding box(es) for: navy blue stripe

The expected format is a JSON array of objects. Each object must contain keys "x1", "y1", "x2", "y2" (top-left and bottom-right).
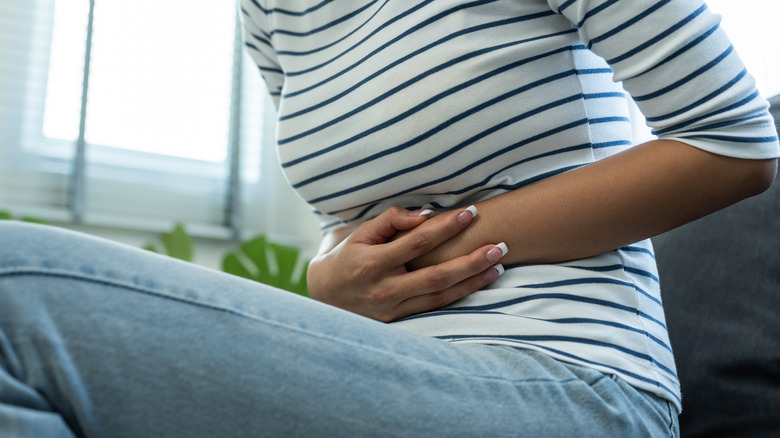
[
  {"x1": 248, "y1": 0, "x2": 332, "y2": 16},
  {"x1": 434, "y1": 310, "x2": 672, "y2": 353},
  {"x1": 645, "y1": 69, "x2": 747, "y2": 122},
  {"x1": 582, "y1": 91, "x2": 625, "y2": 99},
  {"x1": 319, "y1": 203, "x2": 380, "y2": 230},
  {"x1": 244, "y1": 41, "x2": 265, "y2": 53},
  {"x1": 270, "y1": 1, "x2": 380, "y2": 37},
  {"x1": 411, "y1": 143, "x2": 590, "y2": 198},
  {"x1": 281, "y1": 23, "x2": 573, "y2": 119},
  {"x1": 438, "y1": 292, "x2": 667, "y2": 329},
  {"x1": 657, "y1": 112, "x2": 769, "y2": 138},
  {"x1": 473, "y1": 165, "x2": 583, "y2": 201},
  {"x1": 291, "y1": 85, "x2": 586, "y2": 189},
  {"x1": 275, "y1": 0, "x2": 402, "y2": 56},
  {"x1": 546, "y1": 318, "x2": 672, "y2": 352},
  {"x1": 511, "y1": 335, "x2": 657, "y2": 363},
  {"x1": 246, "y1": 32, "x2": 272, "y2": 48},
  {"x1": 592, "y1": 140, "x2": 632, "y2": 149},
  {"x1": 519, "y1": 277, "x2": 661, "y2": 307},
  {"x1": 350, "y1": 203, "x2": 380, "y2": 223},
  {"x1": 588, "y1": 116, "x2": 629, "y2": 124},
  {"x1": 620, "y1": 245, "x2": 655, "y2": 258},
  {"x1": 280, "y1": 45, "x2": 586, "y2": 154},
  {"x1": 642, "y1": 21, "x2": 720, "y2": 76},
  {"x1": 325, "y1": 120, "x2": 617, "y2": 217},
  {"x1": 564, "y1": 263, "x2": 624, "y2": 273},
  {"x1": 651, "y1": 90, "x2": 760, "y2": 135},
  {"x1": 605, "y1": 4, "x2": 707, "y2": 65},
  {"x1": 564, "y1": 263, "x2": 659, "y2": 283},
  {"x1": 313, "y1": 115, "x2": 589, "y2": 211},
  {"x1": 633, "y1": 45, "x2": 734, "y2": 102},
  {"x1": 283, "y1": 0, "x2": 501, "y2": 77},
  {"x1": 588, "y1": 0, "x2": 671, "y2": 48},
  {"x1": 257, "y1": 65, "x2": 283, "y2": 74},
  {"x1": 556, "y1": 0, "x2": 577, "y2": 14},
  {"x1": 684, "y1": 134, "x2": 779, "y2": 144},
  {"x1": 623, "y1": 266, "x2": 660, "y2": 283},
  {"x1": 332, "y1": 164, "x2": 575, "y2": 221},
  {"x1": 576, "y1": 0, "x2": 619, "y2": 29}
]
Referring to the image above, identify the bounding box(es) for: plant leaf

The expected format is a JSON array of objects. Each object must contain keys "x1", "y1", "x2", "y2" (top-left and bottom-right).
[
  {"x1": 221, "y1": 253, "x2": 255, "y2": 280},
  {"x1": 221, "y1": 234, "x2": 309, "y2": 296},
  {"x1": 238, "y1": 235, "x2": 272, "y2": 284},
  {"x1": 269, "y1": 242, "x2": 308, "y2": 295},
  {"x1": 20, "y1": 216, "x2": 47, "y2": 224},
  {"x1": 160, "y1": 223, "x2": 193, "y2": 261},
  {"x1": 0, "y1": 211, "x2": 12, "y2": 220},
  {"x1": 289, "y1": 260, "x2": 309, "y2": 297}
]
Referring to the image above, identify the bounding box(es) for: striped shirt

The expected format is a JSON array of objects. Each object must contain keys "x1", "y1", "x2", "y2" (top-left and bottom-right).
[{"x1": 241, "y1": 0, "x2": 780, "y2": 412}]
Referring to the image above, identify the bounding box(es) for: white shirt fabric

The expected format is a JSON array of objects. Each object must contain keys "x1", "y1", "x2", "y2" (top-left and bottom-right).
[{"x1": 240, "y1": 0, "x2": 780, "y2": 412}]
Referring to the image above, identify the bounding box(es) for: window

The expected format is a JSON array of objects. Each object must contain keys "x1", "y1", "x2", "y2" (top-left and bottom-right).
[
  {"x1": 43, "y1": 0, "x2": 234, "y2": 163},
  {"x1": 0, "y1": 0, "x2": 320, "y2": 247}
]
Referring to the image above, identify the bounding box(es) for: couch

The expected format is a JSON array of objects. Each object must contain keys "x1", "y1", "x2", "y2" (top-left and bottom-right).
[{"x1": 652, "y1": 95, "x2": 780, "y2": 437}]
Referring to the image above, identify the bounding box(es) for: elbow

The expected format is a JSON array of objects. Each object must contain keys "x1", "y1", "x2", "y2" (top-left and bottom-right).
[{"x1": 744, "y1": 157, "x2": 778, "y2": 197}]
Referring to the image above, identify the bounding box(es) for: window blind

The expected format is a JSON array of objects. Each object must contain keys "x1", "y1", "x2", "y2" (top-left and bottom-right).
[{"x1": 0, "y1": 0, "x2": 320, "y2": 248}]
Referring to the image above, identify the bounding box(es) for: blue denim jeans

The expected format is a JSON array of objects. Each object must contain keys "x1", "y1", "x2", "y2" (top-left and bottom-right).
[{"x1": 0, "y1": 222, "x2": 679, "y2": 437}]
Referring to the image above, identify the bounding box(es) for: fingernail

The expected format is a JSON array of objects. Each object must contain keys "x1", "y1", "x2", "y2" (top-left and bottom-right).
[
  {"x1": 483, "y1": 264, "x2": 505, "y2": 282},
  {"x1": 457, "y1": 205, "x2": 478, "y2": 225},
  {"x1": 486, "y1": 242, "x2": 508, "y2": 263},
  {"x1": 411, "y1": 209, "x2": 434, "y2": 217}
]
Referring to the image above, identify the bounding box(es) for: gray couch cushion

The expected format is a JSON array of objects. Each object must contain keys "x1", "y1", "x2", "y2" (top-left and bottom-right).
[{"x1": 652, "y1": 97, "x2": 780, "y2": 437}]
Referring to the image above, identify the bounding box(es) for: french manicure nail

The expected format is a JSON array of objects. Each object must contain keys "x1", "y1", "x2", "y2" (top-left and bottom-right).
[
  {"x1": 486, "y1": 242, "x2": 509, "y2": 263},
  {"x1": 457, "y1": 205, "x2": 478, "y2": 225},
  {"x1": 483, "y1": 264, "x2": 505, "y2": 281},
  {"x1": 410, "y1": 209, "x2": 434, "y2": 217}
]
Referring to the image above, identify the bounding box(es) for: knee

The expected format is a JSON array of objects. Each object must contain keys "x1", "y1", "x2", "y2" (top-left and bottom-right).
[{"x1": 0, "y1": 221, "x2": 66, "y2": 263}]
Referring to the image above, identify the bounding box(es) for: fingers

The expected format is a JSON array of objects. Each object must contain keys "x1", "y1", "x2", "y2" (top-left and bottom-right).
[
  {"x1": 387, "y1": 242, "x2": 508, "y2": 321},
  {"x1": 352, "y1": 206, "x2": 434, "y2": 245},
  {"x1": 383, "y1": 205, "x2": 478, "y2": 266}
]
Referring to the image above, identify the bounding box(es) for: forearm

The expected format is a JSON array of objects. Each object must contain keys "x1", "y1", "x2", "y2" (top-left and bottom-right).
[{"x1": 420, "y1": 139, "x2": 777, "y2": 266}]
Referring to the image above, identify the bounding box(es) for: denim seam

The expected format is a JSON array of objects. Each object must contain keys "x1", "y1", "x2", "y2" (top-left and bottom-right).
[
  {"x1": 1, "y1": 269, "x2": 587, "y2": 388},
  {"x1": 666, "y1": 398, "x2": 677, "y2": 437}
]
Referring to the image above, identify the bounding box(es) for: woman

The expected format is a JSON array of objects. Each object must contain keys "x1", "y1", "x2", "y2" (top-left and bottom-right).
[{"x1": 1, "y1": 0, "x2": 777, "y2": 436}]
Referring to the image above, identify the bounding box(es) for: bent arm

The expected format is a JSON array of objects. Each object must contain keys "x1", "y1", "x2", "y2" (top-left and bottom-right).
[{"x1": 413, "y1": 140, "x2": 777, "y2": 268}]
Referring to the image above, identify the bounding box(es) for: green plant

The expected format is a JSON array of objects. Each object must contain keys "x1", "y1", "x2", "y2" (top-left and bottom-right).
[
  {"x1": 222, "y1": 235, "x2": 309, "y2": 297},
  {"x1": 0, "y1": 211, "x2": 47, "y2": 224},
  {"x1": 145, "y1": 222, "x2": 309, "y2": 296},
  {"x1": 143, "y1": 223, "x2": 194, "y2": 262}
]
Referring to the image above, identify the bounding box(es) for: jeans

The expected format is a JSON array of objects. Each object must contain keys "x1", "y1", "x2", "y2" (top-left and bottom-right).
[{"x1": 0, "y1": 222, "x2": 679, "y2": 437}]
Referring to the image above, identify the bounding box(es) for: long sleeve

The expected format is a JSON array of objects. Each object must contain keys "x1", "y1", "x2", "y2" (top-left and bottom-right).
[
  {"x1": 240, "y1": 0, "x2": 284, "y2": 109},
  {"x1": 546, "y1": 0, "x2": 780, "y2": 159}
]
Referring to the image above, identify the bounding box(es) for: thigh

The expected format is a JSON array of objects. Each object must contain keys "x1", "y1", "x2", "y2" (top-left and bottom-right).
[{"x1": 0, "y1": 222, "x2": 676, "y2": 437}]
